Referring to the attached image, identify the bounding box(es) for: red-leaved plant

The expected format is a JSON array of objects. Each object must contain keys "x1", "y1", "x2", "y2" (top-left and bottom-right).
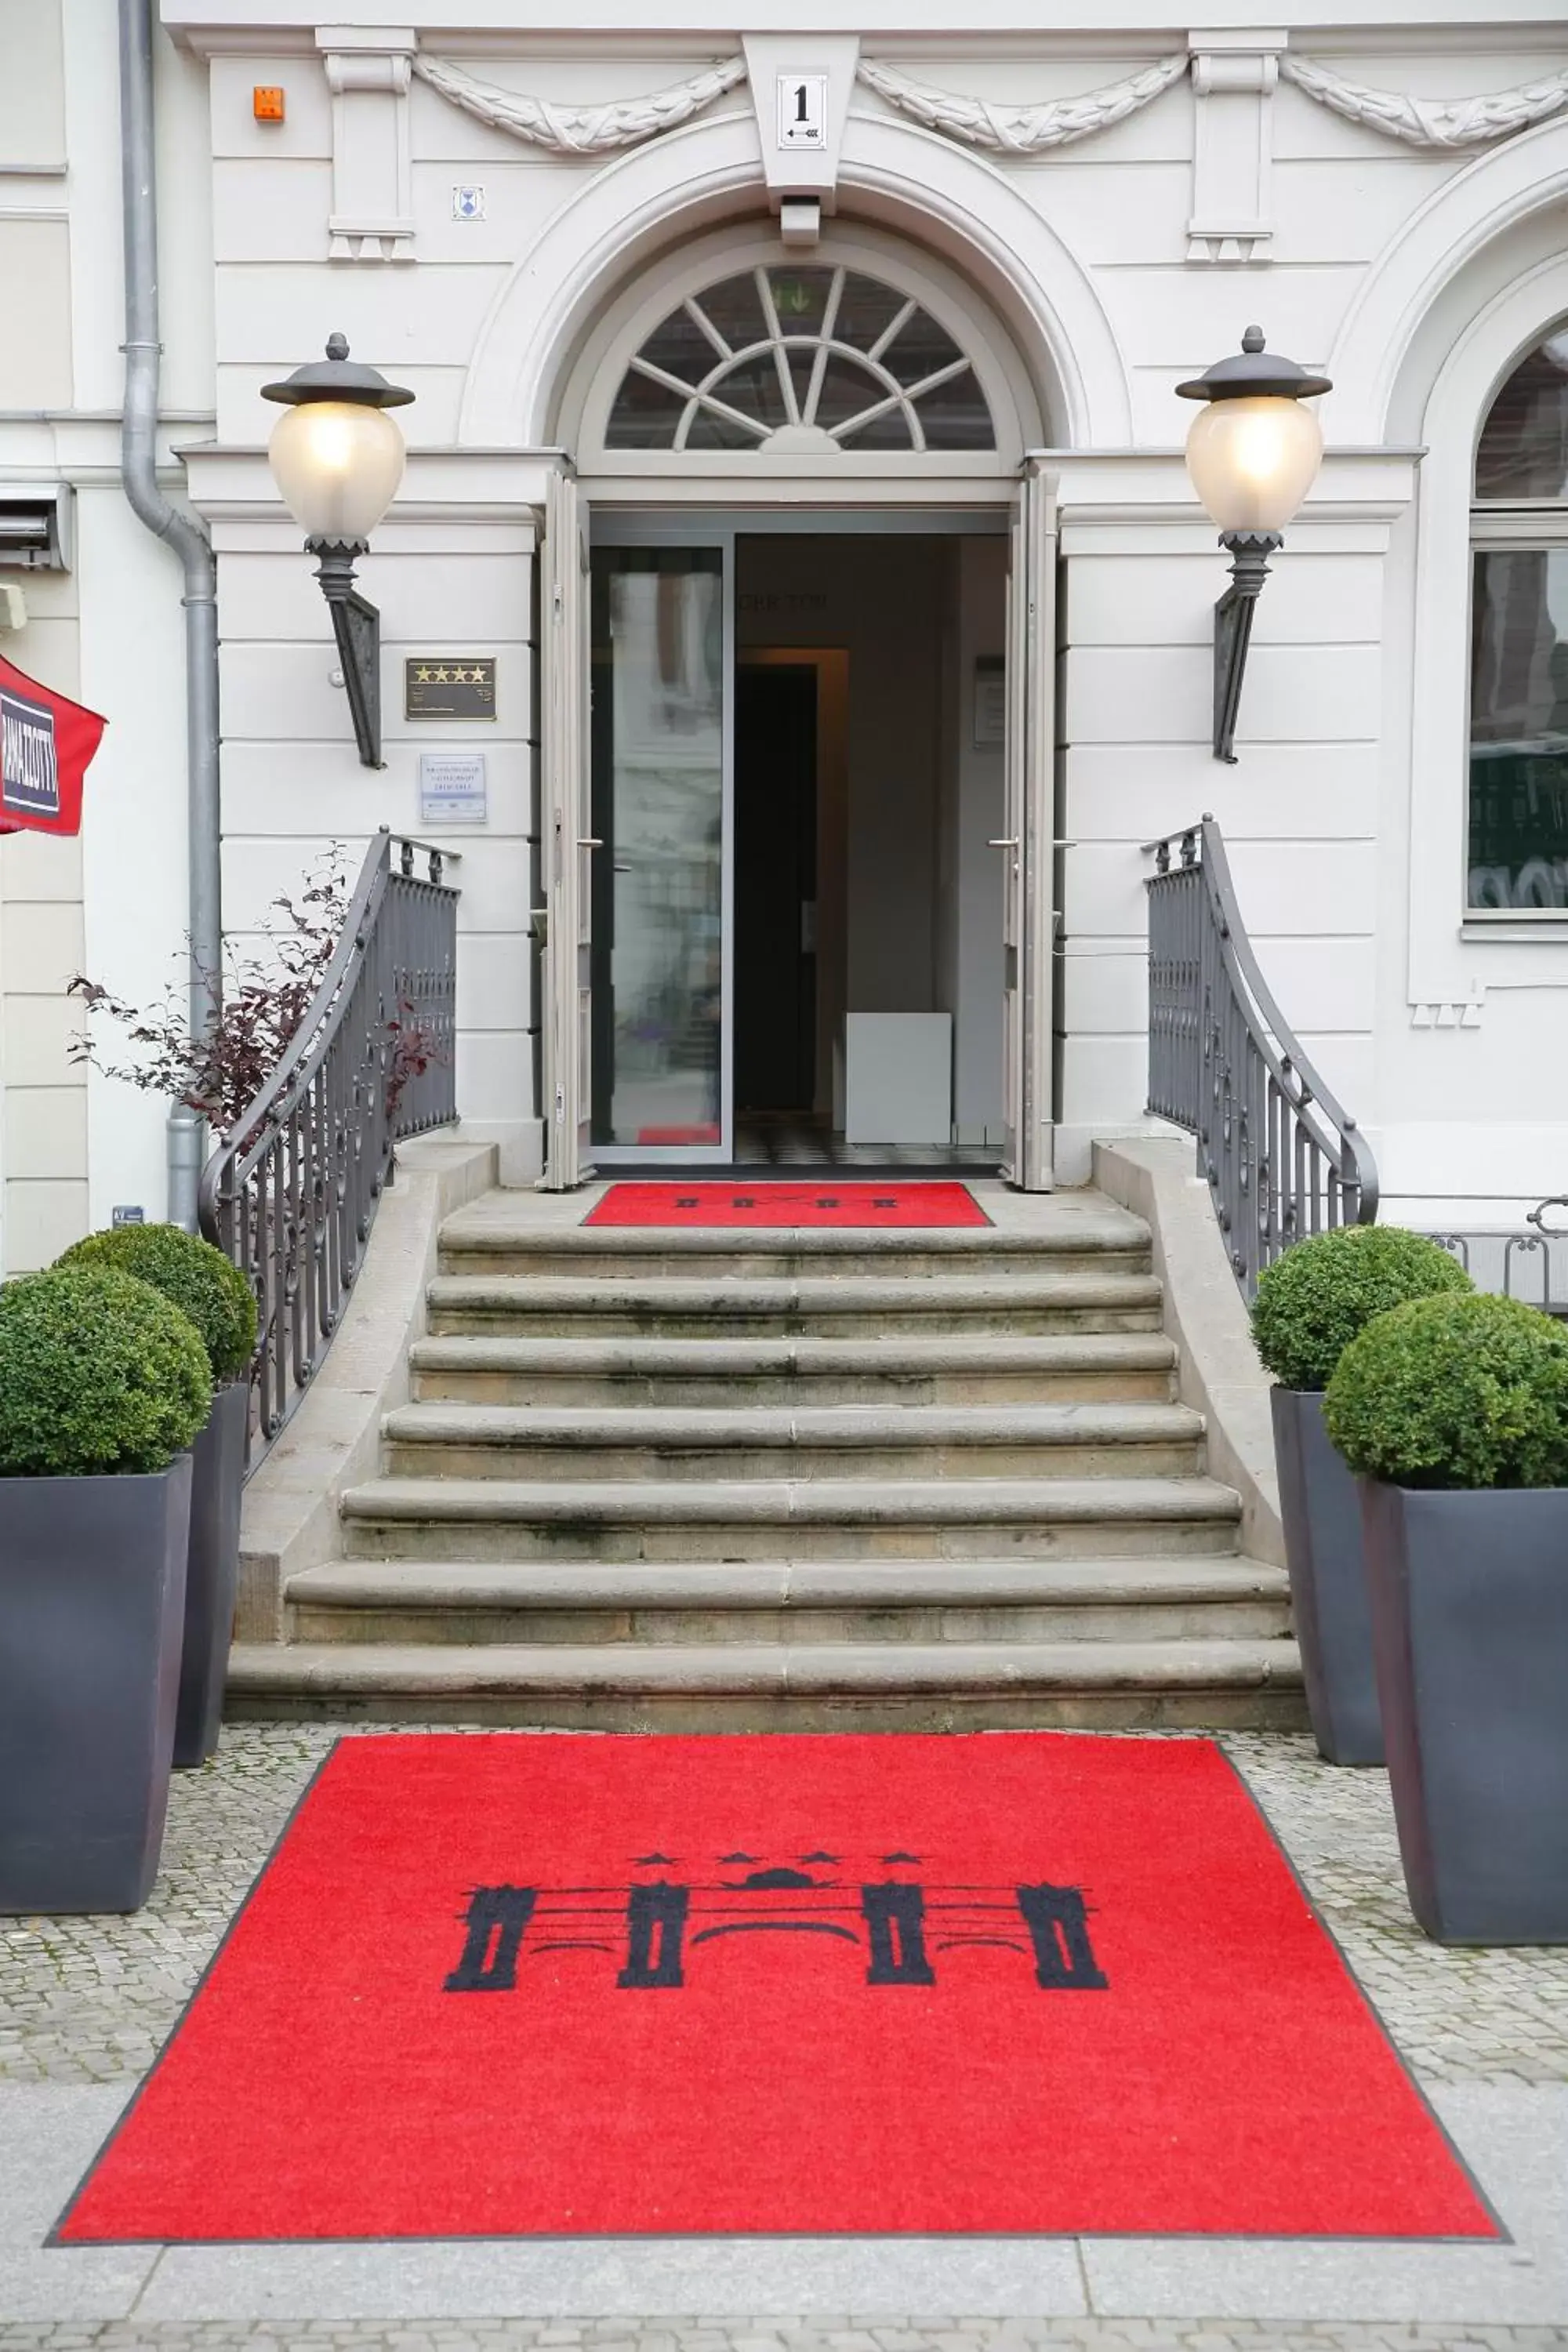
[{"x1": 69, "y1": 848, "x2": 445, "y2": 1144}]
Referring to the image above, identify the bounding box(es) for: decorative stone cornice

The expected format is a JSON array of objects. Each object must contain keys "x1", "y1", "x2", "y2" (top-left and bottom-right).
[
  {"x1": 1279, "y1": 53, "x2": 1568, "y2": 149},
  {"x1": 409, "y1": 53, "x2": 748, "y2": 156},
  {"x1": 853, "y1": 53, "x2": 1187, "y2": 156},
  {"x1": 403, "y1": 45, "x2": 1568, "y2": 174}
]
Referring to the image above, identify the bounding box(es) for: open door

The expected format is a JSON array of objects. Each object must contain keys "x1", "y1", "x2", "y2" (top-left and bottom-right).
[
  {"x1": 999, "y1": 459, "x2": 1058, "y2": 1191},
  {"x1": 539, "y1": 470, "x2": 593, "y2": 1189}
]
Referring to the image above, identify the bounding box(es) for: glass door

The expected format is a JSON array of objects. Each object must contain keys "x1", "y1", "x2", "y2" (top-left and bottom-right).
[
  {"x1": 1000, "y1": 459, "x2": 1057, "y2": 1191},
  {"x1": 589, "y1": 542, "x2": 731, "y2": 1160}
]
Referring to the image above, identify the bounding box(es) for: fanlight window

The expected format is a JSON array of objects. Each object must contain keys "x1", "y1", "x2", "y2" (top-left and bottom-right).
[{"x1": 607, "y1": 265, "x2": 996, "y2": 454}]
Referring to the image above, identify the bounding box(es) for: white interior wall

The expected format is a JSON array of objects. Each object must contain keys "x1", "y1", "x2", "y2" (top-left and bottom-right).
[{"x1": 735, "y1": 535, "x2": 946, "y2": 1018}]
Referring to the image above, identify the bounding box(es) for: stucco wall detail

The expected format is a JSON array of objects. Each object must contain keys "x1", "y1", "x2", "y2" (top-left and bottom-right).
[
  {"x1": 412, "y1": 53, "x2": 749, "y2": 158},
  {"x1": 855, "y1": 55, "x2": 1187, "y2": 155},
  {"x1": 1278, "y1": 53, "x2": 1568, "y2": 148}
]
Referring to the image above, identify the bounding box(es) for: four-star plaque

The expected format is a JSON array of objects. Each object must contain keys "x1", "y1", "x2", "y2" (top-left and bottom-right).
[{"x1": 405, "y1": 657, "x2": 496, "y2": 720}]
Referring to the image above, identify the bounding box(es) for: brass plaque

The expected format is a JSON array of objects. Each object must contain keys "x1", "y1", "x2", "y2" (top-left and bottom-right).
[{"x1": 405, "y1": 657, "x2": 496, "y2": 720}]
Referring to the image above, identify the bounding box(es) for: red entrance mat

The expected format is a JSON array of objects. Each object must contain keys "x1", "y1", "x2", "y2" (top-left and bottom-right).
[
  {"x1": 56, "y1": 1734, "x2": 1496, "y2": 2245},
  {"x1": 586, "y1": 1181, "x2": 990, "y2": 1228}
]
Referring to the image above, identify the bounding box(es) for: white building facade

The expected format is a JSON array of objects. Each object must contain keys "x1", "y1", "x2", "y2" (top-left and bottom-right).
[{"x1": 2, "y1": 0, "x2": 1568, "y2": 1265}]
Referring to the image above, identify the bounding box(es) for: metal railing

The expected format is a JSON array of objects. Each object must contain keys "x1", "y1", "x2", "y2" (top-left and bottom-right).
[
  {"x1": 1145, "y1": 815, "x2": 1377, "y2": 1298},
  {"x1": 1420, "y1": 1200, "x2": 1568, "y2": 1319},
  {"x1": 198, "y1": 829, "x2": 459, "y2": 1467}
]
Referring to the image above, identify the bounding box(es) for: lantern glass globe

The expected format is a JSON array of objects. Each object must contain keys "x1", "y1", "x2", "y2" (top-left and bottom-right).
[
  {"x1": 1184, "y1": 395, "x2": 1324, "y2": 536},
  {"x1": 267, "y1": 399, "x2": 407, "y2": 544}
]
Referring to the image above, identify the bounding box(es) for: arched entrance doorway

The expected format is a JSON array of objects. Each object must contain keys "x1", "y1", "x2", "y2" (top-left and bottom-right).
[{"x1": 532, "y1": 216, "x2": 1058, "y2": 1191}]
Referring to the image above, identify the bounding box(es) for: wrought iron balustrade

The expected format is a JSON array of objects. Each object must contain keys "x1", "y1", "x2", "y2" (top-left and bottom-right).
[
  {"x1": 198, "y1": 829, "x2": 459, "y2": 1468},
  {"x1": 1145, "y1": 815, "x2": 1377, "y2": 1298},
  {"x1": 1417, "y1": 1200, "x2": 1568, "y2": 1319}
]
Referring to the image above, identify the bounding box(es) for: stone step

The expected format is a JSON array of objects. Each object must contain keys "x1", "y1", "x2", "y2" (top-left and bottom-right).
[
  {"x1": 408, "y1": 1331, "x2": 1179, "y2": 1408},
  {"x1": 285, "y1": 1555, "x2": 1292, "y2": 1647},
  {"x1": 425, "y1": 1271, "x2": 1166, "y2": 1339},
  {"x1": 226, "y1": 1634, "x2": 1307, "y2": 1731},
  {"x1": 379, "y1": 1400, "x2": 1206, "y2": 1483},
  {"x1": 437, "y1": 1217, "x2": 1152, "y2": 1283},
  {"x1": 339, "y1": 1474, "x2": 1244, "y2": 1563}
]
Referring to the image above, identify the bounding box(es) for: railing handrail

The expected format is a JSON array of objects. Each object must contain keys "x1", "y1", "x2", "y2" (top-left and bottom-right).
[
  {"x1": 197, "y1": 826, "x2": 460, "y2": 1468},
  {"x1": 1145, "y1": 816, "x2": 1378, "y2": 1221},
  {"x1": 1145, "y1": 815, "x2": 1377, "y2": 1294},
  {"x1": 198, "y1": 829, "x2": 456, "y2": 1228}
]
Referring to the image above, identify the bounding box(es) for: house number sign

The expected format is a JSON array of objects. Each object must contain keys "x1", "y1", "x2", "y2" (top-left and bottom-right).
[{"x1": 776, "y1": 73, "x2": 827, "y2": 151}]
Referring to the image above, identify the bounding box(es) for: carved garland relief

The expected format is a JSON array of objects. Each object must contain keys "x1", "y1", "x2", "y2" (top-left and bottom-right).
[{"x1": 408, "y1": 48, "x2": 1568, "y2": 160}]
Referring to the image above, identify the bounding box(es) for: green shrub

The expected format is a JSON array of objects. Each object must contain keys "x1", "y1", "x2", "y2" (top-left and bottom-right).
[
  {"x1": 1250, "y1": 1224, "x2": 1472, "y2": 1392},
  {"x1": 58, "y1": 1222, "x2": 256, "y2": 1384},
  {"x1": 0, "y1": 1265, "x2": 212, "y2": 1477},
  {"x1": 1324, "y1": 1290, "x2": 1568, "y2": 1490}
]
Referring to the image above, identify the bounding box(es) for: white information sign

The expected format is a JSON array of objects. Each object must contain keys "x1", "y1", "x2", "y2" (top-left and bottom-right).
[
  {"x1": 776, "y1": 72, "x2": 827, "y2": 152},
  {"x1": 419, "y1": 750, "x2": 488, "y2": 826}
]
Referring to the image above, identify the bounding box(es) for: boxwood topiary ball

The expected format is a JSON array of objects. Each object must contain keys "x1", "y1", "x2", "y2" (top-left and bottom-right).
[
  {"x1": 1250, "y1": 1225, "x2": 1472, "y2": 1392},
  {"x1": 0, "y1": 1265, "x2": 212, "y2": 1479},
  {"x1": 1324, "y1": 1290, "x2": 1568, "y2": 1491},
  {"x1": 58, "y1": 1222, "x2": 256, "y2": 1385}
]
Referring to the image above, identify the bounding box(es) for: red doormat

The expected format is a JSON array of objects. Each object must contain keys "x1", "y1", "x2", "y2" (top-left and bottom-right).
[
  {"x1": 586, "y1": 1181, "x2": 989, "y2": 1228},
  {"x1": 56, "y1": 1734, "x2": 1495, "y2": 2245}
]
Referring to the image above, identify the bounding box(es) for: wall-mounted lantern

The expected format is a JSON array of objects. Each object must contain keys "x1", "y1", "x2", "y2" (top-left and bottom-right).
[
  {"x1": 1177, "y1": 327, "x2": 1330, "y2": 765},
  {"x1": 260, "y1": 334, "x2": 414, "y2": 769}
]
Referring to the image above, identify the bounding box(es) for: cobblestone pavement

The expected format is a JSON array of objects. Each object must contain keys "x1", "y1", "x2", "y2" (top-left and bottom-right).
[
  {"x1": 2, "y1": 2319, "x2": 1567, "y2": 2350},
  {"x1": 4, "y1": 1726, "x2": 1566, "y2": 2091}
]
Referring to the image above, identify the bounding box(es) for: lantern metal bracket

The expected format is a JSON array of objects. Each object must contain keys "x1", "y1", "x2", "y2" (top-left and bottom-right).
[
  {"x1": 310, "y1": 537, "x2": 382, "y2": 769},
  {"x1": 1213, "y1": 529, "x2": 1280, "y2": 765}
]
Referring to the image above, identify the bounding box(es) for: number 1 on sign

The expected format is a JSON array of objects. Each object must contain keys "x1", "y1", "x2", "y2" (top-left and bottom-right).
[{"x1": 776, "y1": 72, "x2": 826, "y2": 150}]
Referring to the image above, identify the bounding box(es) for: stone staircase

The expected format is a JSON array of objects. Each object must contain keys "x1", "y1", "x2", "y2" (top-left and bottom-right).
[{"x1": 229, "y1": 1187, "x2": 1305, "y2": 1729}]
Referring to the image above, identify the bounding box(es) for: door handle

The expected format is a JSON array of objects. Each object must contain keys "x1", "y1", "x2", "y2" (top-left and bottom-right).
[
  {"x1": 577, "y1": 837, "x2": 604, "y2": 849},
  {"x1": 988, "y1": 837, "x2": 1019, "y2": 850}
]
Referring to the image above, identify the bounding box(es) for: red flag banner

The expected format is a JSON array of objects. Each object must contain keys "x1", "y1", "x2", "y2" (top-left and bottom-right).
[{"x1": 0, "y1": 654, "x2": 107, "y2": 838}]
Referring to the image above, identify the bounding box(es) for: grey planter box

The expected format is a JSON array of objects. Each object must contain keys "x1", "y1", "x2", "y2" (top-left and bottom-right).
[
  {"x1": 175, "y1": 1381, "x2": 249, "y2": 1770},
  {"x1": 0, "y1": 1455, "x2": 192, "y2": 1915},
  {"x1": 1361, "y1": 1479, "x2": 1568, "y2": 1946},
  {"x1": 1271, "y1": 1387, "x2": 1383, "y2": 1766}
]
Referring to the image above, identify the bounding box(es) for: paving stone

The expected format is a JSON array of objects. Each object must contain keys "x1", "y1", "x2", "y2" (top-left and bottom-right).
[{"x1": 3, "y1": 2325, "x2": 1568, "y2": 2350}]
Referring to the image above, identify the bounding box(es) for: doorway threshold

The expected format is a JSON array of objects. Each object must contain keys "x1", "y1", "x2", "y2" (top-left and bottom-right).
[
  {"x1": 600, "y1": 1120, "x2": 1002, "y2": 1181},
  {"x1": 598, "y1": 1163, "x2": 1004, "y2": 1181}
]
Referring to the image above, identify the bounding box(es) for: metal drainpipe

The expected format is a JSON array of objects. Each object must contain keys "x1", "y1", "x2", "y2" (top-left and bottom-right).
[{"x1": 118, "y1": 0, "x2": 220, "y2": 1232}]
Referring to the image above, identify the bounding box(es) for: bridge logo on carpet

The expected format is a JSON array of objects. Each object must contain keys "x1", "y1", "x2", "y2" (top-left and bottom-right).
[
  {"x1": 56, "y1": 1734, "x2": 1497, "y2": 2244},
  {"x1": 445, "y1": 1857, "x2": 1108, "y2": 1994}
]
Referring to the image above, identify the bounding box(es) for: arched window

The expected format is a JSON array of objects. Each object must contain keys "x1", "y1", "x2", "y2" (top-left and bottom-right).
[
  {"x1": 1468, "y1": 325, "x2": 1568, "y2": 914},
  {"x1": 605, "y1": 263, "x2": 996, "y2": 455}
]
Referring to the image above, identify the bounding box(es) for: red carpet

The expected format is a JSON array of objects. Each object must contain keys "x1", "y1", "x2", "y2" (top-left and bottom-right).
[
  {"x1": 57, "y1": 1734, "x2": 1494, "y2": 2244},
  {"x1": 587, "y1": 1182, "x2": 989, "y2": 1227}
]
